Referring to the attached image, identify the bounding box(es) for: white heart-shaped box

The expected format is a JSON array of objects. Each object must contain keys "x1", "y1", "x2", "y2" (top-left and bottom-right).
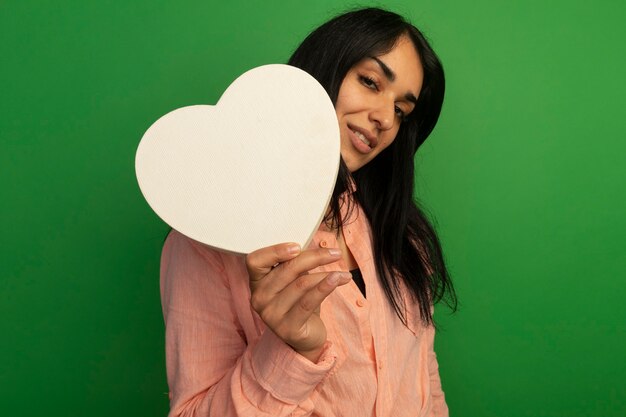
[{"x1": 135, "y1": 64, "x2": 340, "y2": 254}]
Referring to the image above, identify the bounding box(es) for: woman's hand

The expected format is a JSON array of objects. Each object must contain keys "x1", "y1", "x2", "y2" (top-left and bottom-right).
[{"x1": 246, "y1": 243, "x2": 352, "y2": 362}]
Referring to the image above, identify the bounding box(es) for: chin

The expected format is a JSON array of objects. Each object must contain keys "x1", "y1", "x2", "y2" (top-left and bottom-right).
[{"x1": 345, "y1": 159, "x2": 364, "y2": 173}]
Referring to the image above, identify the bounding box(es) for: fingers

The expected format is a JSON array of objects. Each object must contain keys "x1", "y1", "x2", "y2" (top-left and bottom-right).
[
  {"x1": 248, "y1": 248, "x2": 344, "y2": 315},
  {"x1": 288, "y1": 271, "x2": 352, "y2": 328},
  {"x1": 261, "y1": 248, "x2": 343, "y2": 294},
  {"x1": 246, "y1": 242, "x2": 351, "y2": 355},
  {"x1": 246, "y1": 242, "x2": 302, "y2": 282},
  {"x1": 257, "y1": 270, "x2": 352, "y2": 354},
  {"x1": 271, "y1": 270, "x2": 351, "y2": 319}
]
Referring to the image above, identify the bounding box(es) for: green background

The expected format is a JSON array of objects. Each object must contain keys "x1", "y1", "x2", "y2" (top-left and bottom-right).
[{"x1": 1, "y1": 1, "x2": 624, "y2": 416}]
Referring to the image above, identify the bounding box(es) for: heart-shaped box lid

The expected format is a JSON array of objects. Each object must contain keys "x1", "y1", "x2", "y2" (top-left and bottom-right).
[{"x1": 136, "y1": 64, "x2": 340, "y2": 254}]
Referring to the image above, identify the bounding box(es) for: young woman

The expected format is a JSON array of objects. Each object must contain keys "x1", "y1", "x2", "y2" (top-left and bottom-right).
[{"x1": 160, "y1": 7, "x2": 457, "y2": 417}]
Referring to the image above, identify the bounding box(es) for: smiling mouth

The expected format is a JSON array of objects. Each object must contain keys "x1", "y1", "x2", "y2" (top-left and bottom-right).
[{"x1": 351, "y1": 129, "x2": 371, "y2": 147}]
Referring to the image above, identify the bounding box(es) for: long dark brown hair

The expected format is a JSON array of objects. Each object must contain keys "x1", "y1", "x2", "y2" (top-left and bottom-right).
[{"x1": 288, "y1": 7, "x2": 457, "y2": 326}]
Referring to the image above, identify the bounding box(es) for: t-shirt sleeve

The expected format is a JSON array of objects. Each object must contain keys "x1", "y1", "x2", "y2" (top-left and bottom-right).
[{"x1": 160, "y1": 231, "x2": 336, "y2": 417}]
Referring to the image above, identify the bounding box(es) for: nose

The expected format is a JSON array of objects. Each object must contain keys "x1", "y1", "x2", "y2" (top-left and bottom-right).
[{"x1": 369, "y1": 98, "x2": 395, "y2": 131}]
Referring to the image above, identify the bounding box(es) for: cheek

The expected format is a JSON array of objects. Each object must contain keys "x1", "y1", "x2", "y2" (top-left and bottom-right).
[
  {"x1": 380, "y1": 127, "x2": 401, "y2": 149},
  {"x1": 335, "y1": 81, "x2": 364, "y2": 116},
  {"x1": 334, "y1": 84, "x2": 349, "y2": 115},
  {"x1": 334, "y1": 99, "x2": 346, "y2": 120}
]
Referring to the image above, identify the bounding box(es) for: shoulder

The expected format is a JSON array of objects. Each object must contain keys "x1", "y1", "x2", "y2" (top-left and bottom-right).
[
  {"x1": 162, "y1": 230, "x2": 222, "y2": 270},
  {"x1": 161, "y1": 230, "x2": 247, "y2": 285},
  {"x1": 160, "y1": 231, "x2": 252, "y2": 326}
]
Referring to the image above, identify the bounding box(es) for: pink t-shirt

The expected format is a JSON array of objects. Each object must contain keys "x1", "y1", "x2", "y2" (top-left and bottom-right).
[{"x1": 160, "y1": 202, "x2": 448, "y2": 417}]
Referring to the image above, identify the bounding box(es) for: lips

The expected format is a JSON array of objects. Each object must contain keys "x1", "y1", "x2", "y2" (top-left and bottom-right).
[
  {"x1": 347, "y1": 124, "x2": 377, "y2": 154},
  {"x1": 352, "y1": 129, "x2": 370, "y2": 146}
]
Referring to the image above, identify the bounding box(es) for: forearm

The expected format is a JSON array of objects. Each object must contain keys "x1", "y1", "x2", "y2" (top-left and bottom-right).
[
  {"x1": 167, "y1": 328, "x2": 336, "y2": 417},
  {"x1": 161, "y1": 231, "x2": 337, "y2": 416}
]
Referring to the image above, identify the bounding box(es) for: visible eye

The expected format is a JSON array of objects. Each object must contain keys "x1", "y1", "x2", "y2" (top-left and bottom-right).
[
  {"x1": 359, "y1": 75, "x2": 379, "y2": 90},
  {"x1": 395, "y1": 105, "x2": 407, "y2": 121}
]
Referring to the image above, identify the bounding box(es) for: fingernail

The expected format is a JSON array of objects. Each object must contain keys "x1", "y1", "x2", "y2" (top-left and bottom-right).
[
  {"x1": 327, "y1": 272, "x2": 340, "y2": 285},
  {"x1": 328, "y1": 272, "x2": 351, "y2": 285},
  {"x1": 286, "y1": 243, "x2": 301, "y2": 255},
  {"x1": 328, "y1": 248, "x2": 341, "y2": 257}
]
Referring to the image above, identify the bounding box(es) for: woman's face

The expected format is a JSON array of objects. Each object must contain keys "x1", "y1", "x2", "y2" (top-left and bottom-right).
[{"x1": 335, "y1": 35, "x2": 424, "y2": 172}]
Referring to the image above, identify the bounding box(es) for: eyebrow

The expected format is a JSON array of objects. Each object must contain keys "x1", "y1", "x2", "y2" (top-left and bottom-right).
[
  {"x1": 371, "y1": 56, "x2": 395, "y2": 81},
  {"x1": 370, "y1": 56, "x2": 419, "y2": 105}
]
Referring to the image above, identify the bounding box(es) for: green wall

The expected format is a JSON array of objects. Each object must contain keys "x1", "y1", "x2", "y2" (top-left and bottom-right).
[{"x1": 1, "y1": 1, "x2": 624, "y2": 416}]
